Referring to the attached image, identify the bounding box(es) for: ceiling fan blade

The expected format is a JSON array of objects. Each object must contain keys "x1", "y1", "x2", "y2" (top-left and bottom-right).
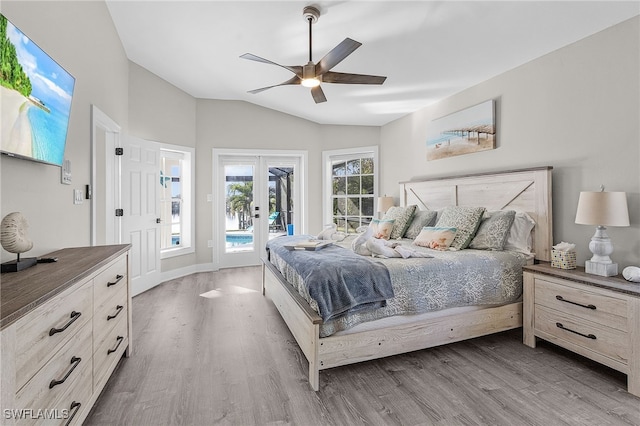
[
  {"x1": 322, "y1": 71, "x2": 387, "y2": 85},
  {"x1": 315, "y1": 38, "x2": 362, "y2": 75},
  {"x1": 248, "y1": 76, "x2": 301, "y2": 94},
  {"x1": 240, "y1": 53, "x2": 302, "y2": 77},
  {"x1": 311, "y1": 85, "x2": 327, "y2": 104}
]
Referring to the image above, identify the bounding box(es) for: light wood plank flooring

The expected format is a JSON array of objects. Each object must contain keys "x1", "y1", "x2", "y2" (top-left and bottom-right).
[{"x1": 85, "y1": 267, "x2": 640, "y2": 426}]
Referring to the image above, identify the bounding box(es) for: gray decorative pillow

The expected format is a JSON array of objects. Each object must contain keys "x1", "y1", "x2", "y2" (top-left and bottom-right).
[
  {"x1": 434, "y1": 206, "x2": 486, "y2": 250},
  {"x1": 404, "y1": 210, "x2": 438, "y2": 239},
  {"x1": 383, "y1": 205, "x2": 417, "y2": 239},
  {"x1": 469, "y1": 210, "x2": 516, "y2": 250}
]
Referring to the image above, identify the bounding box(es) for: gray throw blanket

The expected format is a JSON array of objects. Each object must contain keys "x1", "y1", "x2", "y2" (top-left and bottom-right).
[{"x1": 266, "y1": 235, "x2": 394, "y2": 321}]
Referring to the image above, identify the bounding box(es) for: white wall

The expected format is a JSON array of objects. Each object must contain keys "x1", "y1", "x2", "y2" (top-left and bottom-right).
[
  {"x1": 380, "y1": 16, "x2": 640, "y2": 269},
  {"x1": 0, "y1": 1, "x2": 129, "y2": 261}
]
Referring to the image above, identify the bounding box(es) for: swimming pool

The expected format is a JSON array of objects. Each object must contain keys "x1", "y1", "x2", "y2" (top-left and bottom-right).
[{"x1": 225, "y1": 233, "x2": 253, "y2": 245}]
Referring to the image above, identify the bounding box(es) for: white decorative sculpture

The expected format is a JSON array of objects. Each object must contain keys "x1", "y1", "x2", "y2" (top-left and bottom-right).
[
  {"x1": 622, "y1": 266, "x2": 640, "y2": 283},
  {"x1": 1, "y1": 212, "x2": 37, "y2": 272}
]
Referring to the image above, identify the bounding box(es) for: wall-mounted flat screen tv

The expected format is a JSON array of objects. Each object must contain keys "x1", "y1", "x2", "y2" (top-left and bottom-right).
[{"x1": 1, "y1": 13, "x2": 75, "y2": 167}]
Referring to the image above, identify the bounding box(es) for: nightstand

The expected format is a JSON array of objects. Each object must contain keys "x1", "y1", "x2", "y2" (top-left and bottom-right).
[{"x1": 523, "y1": 263, "x2": 640, "y2": 397}]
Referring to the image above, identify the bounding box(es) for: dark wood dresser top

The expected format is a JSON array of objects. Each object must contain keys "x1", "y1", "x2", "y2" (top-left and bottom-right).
[
  {"x1": 524, "y1": 262, "x2": 640, "y2": 297},
  {"x1": 1, "y1": 244, "x2": 130, "y2": 330}
]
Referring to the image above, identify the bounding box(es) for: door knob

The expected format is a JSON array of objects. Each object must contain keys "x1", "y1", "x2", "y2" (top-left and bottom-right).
[{"x1": 156, "y1": 218, "x2": 161, "y2": 224}]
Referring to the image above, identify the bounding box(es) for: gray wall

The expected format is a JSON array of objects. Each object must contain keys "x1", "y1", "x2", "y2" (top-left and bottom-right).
[
  {"x1": 380, "y1": 16, "x2": 640, "y2": 269},
  {"x1": 127, "y1": 63, "x2": 380, "y2": 269},
  {"x1": 0, "y1": 1, "x2": 129, "y2": 261},
  {"x1": 193, "y1": 99, "x2": 379, "y2": 266},
  {"x1": 127, "y1": 62, "x2": 197, "y2": 272}
]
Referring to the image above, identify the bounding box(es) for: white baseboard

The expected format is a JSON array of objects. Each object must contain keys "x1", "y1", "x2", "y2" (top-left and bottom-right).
[{"x1": 133, "y1": 263, "x2": 219, "y2": 297}]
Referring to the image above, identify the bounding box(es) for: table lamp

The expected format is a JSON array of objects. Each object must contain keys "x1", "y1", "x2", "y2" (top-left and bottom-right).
[
  {"x1": 377, "y1": 196, "x2": 394, "y2": 218},
  {"x1": 575, "y1": 187, "x2": 629, "y2": 277}
]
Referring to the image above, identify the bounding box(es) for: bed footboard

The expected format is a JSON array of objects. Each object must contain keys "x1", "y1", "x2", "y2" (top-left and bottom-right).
[
  {"x1": 262, "y1": 259, "x2": 322, "y2": 390},
  {"x1": 262, "y1": 257, "x2": 523, "y2": 391}
]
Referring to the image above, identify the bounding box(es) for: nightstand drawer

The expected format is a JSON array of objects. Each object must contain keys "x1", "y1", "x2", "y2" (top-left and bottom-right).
[
  {"x1": 534, "y1": 277, "x2": 628, "y2": 332},
  {"x1": 535, "y1": 305, "x2": 628, "y2": 364}
]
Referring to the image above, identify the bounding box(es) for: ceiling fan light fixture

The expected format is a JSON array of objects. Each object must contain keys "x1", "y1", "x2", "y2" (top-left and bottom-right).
[
  {"x1": 240, "y1": 5, "x2": 386, "y2": 103},
  {"x1": 301, "y1": 78, "x2": 320, "y2": 88}
]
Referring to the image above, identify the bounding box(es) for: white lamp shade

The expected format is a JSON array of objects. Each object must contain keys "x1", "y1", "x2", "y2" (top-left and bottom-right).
[
  {"x1": 575, "y1": 191, "x2": 630, "y2": 227},
  {"x1": 377, "y1": 196, "x2": 395, "y2": 213}
]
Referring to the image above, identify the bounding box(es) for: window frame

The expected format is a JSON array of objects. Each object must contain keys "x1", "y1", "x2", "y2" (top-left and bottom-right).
[
  {"x1": 322, "y1": 146, "x2": 379, "y2": 233},
  {"x1": 159, "y1": 143, "x2": 195, "y2": 259}
]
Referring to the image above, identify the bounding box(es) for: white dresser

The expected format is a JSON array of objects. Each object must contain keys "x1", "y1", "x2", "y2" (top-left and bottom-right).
[
  {"x1": 523, "y1": 263, "x2": 640, "y2": 398},
  {"x1": 1, "y1": 245, "x2": 131, "y2": 425}
]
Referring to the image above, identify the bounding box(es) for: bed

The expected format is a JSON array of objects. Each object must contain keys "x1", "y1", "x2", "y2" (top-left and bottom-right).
[{"x1": 262, "y1": 167, "x2": 553, "y2": 390}]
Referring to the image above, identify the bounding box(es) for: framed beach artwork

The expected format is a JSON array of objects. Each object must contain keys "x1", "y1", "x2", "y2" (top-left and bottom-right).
[{"x1": 426, "y1": 100, "x2": 495, "y2": 161}]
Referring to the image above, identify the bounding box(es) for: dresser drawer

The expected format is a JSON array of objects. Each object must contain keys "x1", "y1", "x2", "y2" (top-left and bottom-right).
[
  {"x1": 15, "y1": 282, "x2": 93, "y2": 391},
  {"x1": 93, "y1": 256, "x2": 127, "y2": 308},
  {"x1": 15, "y1": 322, "x2": 92, "y2": 423},
  {"x1": 535, "y1": 305, "x2": 628, "y2": 364},
  {"x1": 93, "y1": 283, "x2": 127, "y2": 354},
  {"x1": 37, "y1": 356, "x2": 93, "y2": 426},
  {"x1": 534, "y1": 277, "x2": 628, "y2": 332},
  {"x1": 17, "y1": 354, "x2": 92, "y2": 426},
  {"x1": 93, "y1": 312, "x2": 128, "y2": 387}
]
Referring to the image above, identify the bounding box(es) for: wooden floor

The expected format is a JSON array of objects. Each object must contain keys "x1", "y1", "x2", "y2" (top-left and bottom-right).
[{"x1": 85, "y1": 267, "x2": 640, "y2": 426}]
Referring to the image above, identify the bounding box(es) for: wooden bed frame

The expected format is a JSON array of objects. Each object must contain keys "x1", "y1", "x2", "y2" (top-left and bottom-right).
[{"x1": 262, "y1": 167, "x2": 553, "y2": 390}]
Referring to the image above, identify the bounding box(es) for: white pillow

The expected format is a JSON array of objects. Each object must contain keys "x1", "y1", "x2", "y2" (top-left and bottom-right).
[
  {"x1": 369, "y1": 219, "x2": 395, "y2": 240},
  {"x1": 414, "y1": 226, "x2": 457, "y2": 250},
  {"x1": 503, "y1": 211, "x2": 536, "y2": 254}
]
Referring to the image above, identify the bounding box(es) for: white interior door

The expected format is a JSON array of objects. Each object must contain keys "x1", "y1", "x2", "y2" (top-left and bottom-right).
[{"x1": 122, "y1": 135, "x2": 161, "y2": 295}]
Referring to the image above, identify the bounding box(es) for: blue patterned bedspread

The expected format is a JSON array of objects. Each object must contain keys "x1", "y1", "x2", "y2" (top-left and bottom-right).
[
  {"x1": 266, "y1": 235, "x2": 394, "y2": 321},
  {"x1": 267, "y1": 235, "x2": 530, "y2": 337}
]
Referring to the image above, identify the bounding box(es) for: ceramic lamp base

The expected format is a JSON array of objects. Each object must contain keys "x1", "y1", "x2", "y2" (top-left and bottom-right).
[
  {"x1": 585, "y1": 260, "x2": 618, "y2": 277},
  {"x1": 1, "y1": 257, "x2": 37, "y2": 273}
]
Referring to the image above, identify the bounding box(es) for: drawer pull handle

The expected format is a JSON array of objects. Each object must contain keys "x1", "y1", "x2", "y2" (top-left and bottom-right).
[
  {"x1": 107, "y1": 274, "x2": 124, "y2": 287},
  {"x1": 555, "y1": 295, "x2": 596, "y2": 310},
  {"x1": 108, "y1": 335, "x2": 124, "y2": 355},
  {"x1": 49, "y1": 311, "x2": 82, "y2": 336},
  {"x1": 107, "y1": 305, "x2": 124, "y2": 321},
  {"x1": 556, "y1": 322, "x2": 596, "y2": 340},
  {"x1": 49, "y1": 356, "x2": 82, "y2": 389},
  {"x1": 64, "y1": 401, "x2": 81, "y2": 426}
]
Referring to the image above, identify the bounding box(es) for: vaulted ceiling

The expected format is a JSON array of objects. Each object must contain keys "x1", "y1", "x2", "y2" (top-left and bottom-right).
[{"x1": 106, "y1": 1, "x2": 639, "y2": 126}]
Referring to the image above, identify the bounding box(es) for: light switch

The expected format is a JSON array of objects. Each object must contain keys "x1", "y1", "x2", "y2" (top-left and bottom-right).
[{"x1": 73, "y1": 189, "x2": 84, "y2": 205}]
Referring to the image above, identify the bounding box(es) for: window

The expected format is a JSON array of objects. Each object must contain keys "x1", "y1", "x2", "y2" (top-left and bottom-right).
[
  {"x1": 323, "y1": 146, "x2": 378, "y2": 234},
  {"x1": 160, "y1": 144, "x2": 194, "y2": 258}
]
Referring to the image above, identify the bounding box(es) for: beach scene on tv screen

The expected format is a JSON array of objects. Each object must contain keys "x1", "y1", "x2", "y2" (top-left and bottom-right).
[{"x1": 0, "y1": 14, "x2": 75, "y2": 166}]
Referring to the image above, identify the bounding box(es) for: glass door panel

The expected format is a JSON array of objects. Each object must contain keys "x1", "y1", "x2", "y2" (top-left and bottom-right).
[
  {"x1": 217, "y1": 156, "x2": 261, "y2": 268},
  {"x1": 224, "y1": 163, "x2": 256, "y2": 254}
]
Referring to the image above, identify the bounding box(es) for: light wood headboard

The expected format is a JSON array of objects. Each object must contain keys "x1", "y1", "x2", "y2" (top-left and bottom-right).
[{"x1": 399, "y1": 167, "x2": 553, "y2": 261}]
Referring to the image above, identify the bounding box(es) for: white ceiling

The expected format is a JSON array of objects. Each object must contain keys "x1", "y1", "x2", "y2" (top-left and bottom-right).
[{"x1": 106, "y1": 1, "x2": 639, "y2": 126}]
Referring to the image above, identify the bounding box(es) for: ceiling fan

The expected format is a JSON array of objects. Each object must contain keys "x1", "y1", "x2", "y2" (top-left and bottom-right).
[{"x1": 240, "y1": 6, "x2": 387, "y2": 104}]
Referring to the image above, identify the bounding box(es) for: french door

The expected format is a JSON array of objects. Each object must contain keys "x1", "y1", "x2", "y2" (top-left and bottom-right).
[{"x1": 213, "y1": 150, "x2": 305, "y2": 269}]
